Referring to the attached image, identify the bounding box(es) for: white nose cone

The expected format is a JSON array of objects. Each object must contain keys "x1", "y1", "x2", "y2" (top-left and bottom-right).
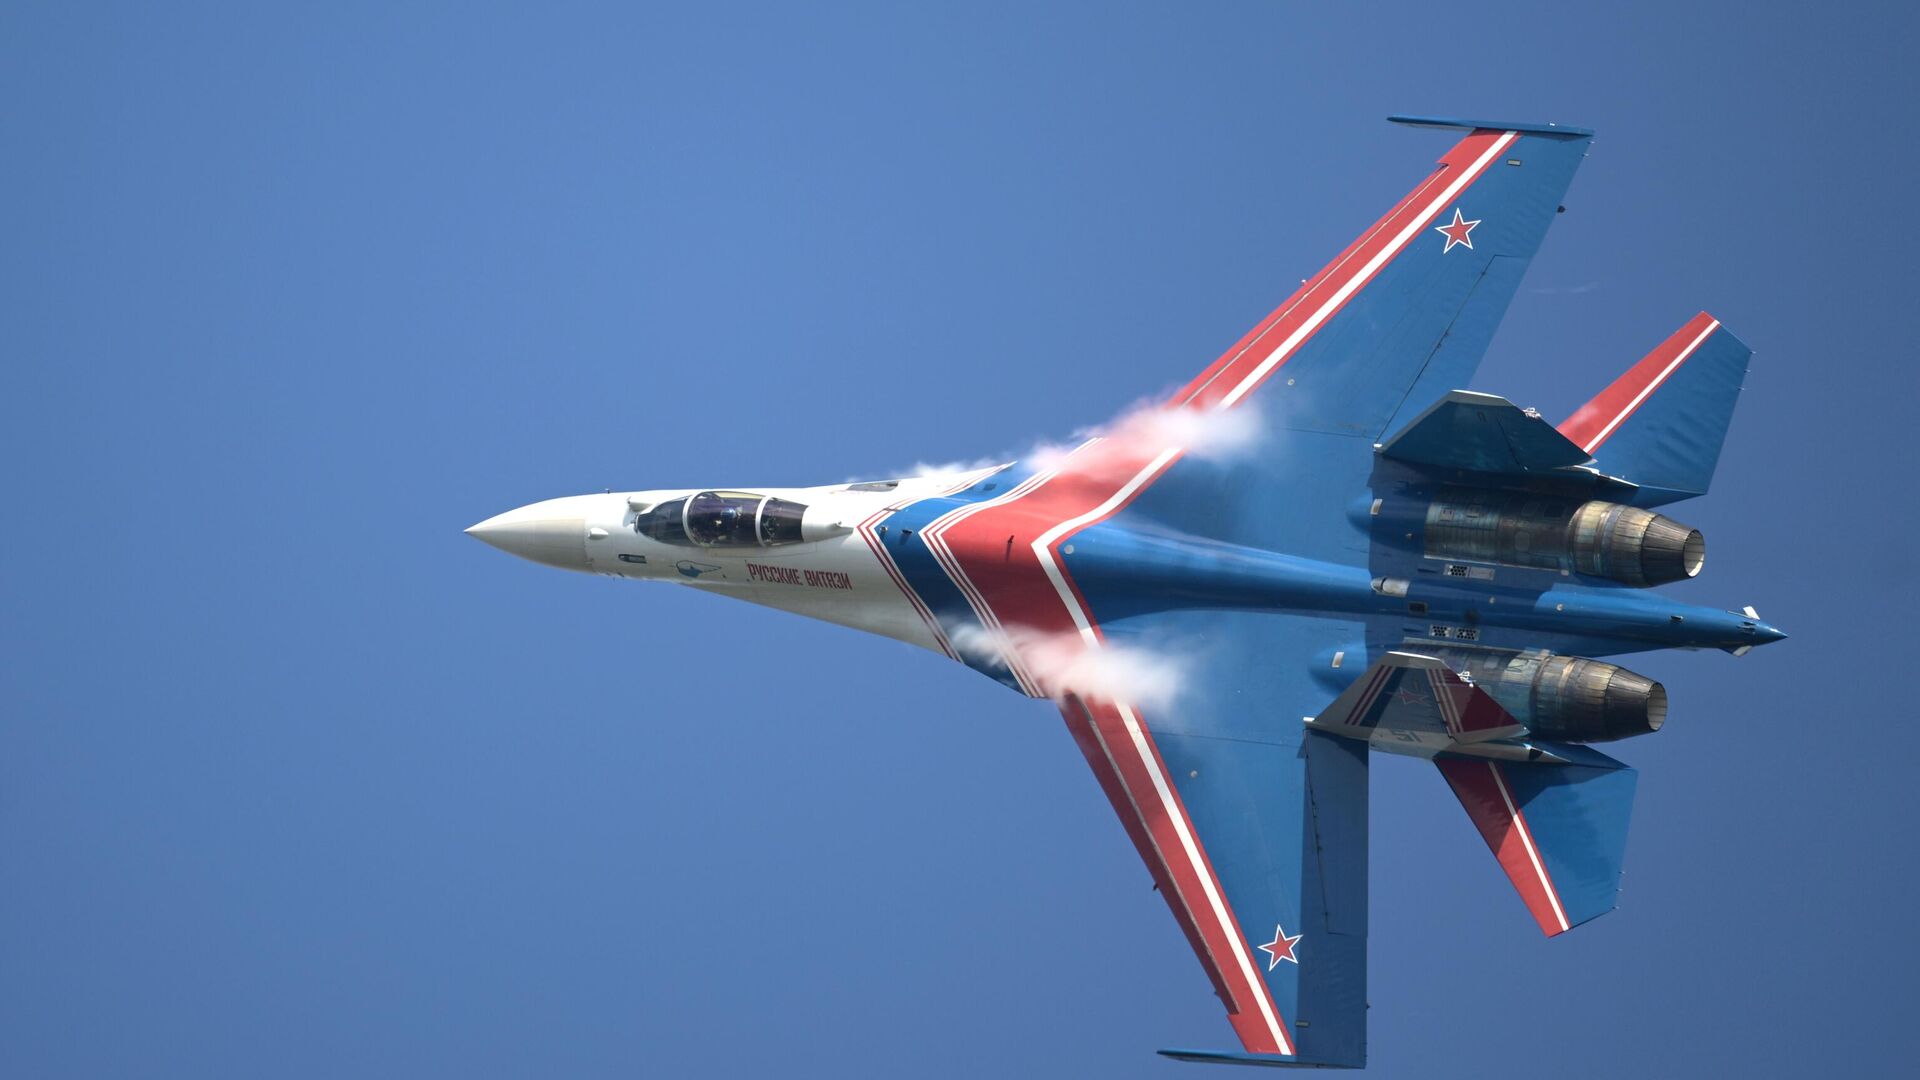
[{"x1": 465, "y1": 496, "x2": 596, "y2": 571}]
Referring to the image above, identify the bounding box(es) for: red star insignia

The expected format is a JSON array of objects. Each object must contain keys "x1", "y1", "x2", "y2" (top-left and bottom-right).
[
  {"x1": 1434, "y1": 207, "x2": 1481, "y2": 252},
  {"x1": 1256, "y1": 924, "x2": 1302, "y2": 970},
  {"x1": 1390, "y1": 686, "x2": 1429, "y2": 706}
]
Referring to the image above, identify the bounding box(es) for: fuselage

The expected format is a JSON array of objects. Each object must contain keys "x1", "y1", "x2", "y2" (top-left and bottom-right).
[
  {"x1": 467, "y1": 466, "x2": 1786, "y2": 701},
  {"x1": 466, "y1": 473, "x2": 993, "y2": 654}
]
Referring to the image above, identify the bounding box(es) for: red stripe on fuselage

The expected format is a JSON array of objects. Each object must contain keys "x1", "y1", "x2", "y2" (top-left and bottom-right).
[
  {"x1": 933, "y1": 442, "x2": 1166, "y2": 647},
  {"x1": 855, "y1": 469, "x2": 1010, "y2": 661},
  {"x1": 859, "y1": 505, "x2": 958, "y2": 659}
]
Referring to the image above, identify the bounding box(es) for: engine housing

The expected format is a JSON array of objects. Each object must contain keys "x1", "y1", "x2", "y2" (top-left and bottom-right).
[
  {"x1": 1423, "y1": 489, "x2": 1704, "y2": 586},
  {"x1": 1428, "y1": 647, "x2": 1666, "y2": 743}
]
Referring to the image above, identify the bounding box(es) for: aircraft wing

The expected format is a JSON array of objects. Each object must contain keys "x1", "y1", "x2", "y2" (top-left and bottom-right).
[
  {"x1": 1124, "y1": 116, "x2": 1594, "y2": 557},
  {"x1": 1172, "y1": 116, "x2": 1592, "y2": 434},
  {"x1": 1058, "y1": 608, "x2": 1371, "y2": 1069}
]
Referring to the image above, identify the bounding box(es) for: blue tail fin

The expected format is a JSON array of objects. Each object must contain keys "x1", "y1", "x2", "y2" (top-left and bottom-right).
[
  {"x1": 1558, "y1": 313, "x2": 1753, "y2": 506},
  {"x1": 1435, "y1": 744, "x2": 1636, "y2": 936}
]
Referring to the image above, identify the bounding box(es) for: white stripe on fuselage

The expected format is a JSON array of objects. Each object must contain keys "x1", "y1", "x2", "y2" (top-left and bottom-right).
[{"x1": 918, "y1": 441, "x2": 1103, "y2": 696}]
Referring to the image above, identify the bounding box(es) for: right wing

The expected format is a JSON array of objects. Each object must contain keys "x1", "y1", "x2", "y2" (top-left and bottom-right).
[{"x1": 1057, "y1": 608, "x2": 1370, "y2": 1069}]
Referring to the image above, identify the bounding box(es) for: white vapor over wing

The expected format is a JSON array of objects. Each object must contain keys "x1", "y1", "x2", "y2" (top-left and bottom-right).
[
  {"x1": 1097, "y1": 398, "x2": 1265, "y2": 462},
  {"x1": 949, "y1": 623, "x2": 1187, "y2": 713},
  {"x1": 1021, "y1": 630, "x2": 1187, "y2": 712},
  {"x1": 882, "y1": 396, "x2": 1264, "y2": 482}
]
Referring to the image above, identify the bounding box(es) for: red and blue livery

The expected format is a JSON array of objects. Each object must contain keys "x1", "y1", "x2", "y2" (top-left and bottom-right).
[{"x1": 468, "y1": 116, "x2": 1782, "y2": 1069}]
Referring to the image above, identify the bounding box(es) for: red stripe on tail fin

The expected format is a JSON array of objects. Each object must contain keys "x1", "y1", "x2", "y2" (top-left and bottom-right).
[
  {"x1": 1435, "y1": 759, "x2": 1571, "y2": 936},
  {"x1": 1559, "y1": 312, "x2": 1721, "y2": 454}
]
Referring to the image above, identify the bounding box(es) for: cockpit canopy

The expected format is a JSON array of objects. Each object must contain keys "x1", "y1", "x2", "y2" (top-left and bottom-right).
[{"x1": 637, "y1": 491, "x2": 808, "y2": 548}]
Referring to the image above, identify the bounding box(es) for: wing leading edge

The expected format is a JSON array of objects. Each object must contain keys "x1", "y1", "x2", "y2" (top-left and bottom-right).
[
  {"x1": 1059, "y1": 610, "x2": 1370, "y2": 1069},
  {"x1": 1126, "y1": 119, "x2": 1593, "y2": 556}
]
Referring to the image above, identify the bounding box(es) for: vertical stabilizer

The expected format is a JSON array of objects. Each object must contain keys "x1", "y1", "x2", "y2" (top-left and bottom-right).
[
  {"x1": 1558, "y1": 313, "x2": 1752, "y2": 506},
  {"x1": 1436, "y1": 745, "x2": 1636, "y2": 936}
]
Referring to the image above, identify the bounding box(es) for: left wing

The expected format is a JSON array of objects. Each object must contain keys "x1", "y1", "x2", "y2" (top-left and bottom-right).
[
  {"x1": 1126, "y1": 116, "x2": 1594, "y2": 555},
  {"x1": 1172, "y1": 116, "x2": 1593, "y2": 435},
  {"x1": 1056, "y1": 609, "x2": 1370, "y2": 1069}
]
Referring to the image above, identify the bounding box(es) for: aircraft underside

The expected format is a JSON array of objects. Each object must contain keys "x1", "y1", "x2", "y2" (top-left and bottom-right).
[{"x1": 469, "y1": 115, "x2": 1781, "y2": 1069}]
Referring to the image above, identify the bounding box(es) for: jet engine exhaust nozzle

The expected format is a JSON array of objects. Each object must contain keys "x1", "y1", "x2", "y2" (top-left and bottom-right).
[
  {"x1": 1423, "y1": 490, "x2": 1704, "y2": 587},
  {"x1": 1431, "y1": 648, "x2": 1666, "y2": 743}
]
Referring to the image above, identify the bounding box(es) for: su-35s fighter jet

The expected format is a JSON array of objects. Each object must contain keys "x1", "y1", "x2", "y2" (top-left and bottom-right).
[{"x1": 468, "y1": 116, "x2": 1781, "y2": 1069}]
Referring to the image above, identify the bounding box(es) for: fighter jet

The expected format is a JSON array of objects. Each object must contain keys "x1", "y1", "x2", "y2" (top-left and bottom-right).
[{"x1": 467, "y1": 116, "x2": 1781, "y2": 1069}]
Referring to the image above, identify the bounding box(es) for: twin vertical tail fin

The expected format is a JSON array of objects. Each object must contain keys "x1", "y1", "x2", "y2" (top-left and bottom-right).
[
  {"x1": 1436, "y1": 745, "x2": 1637, "y2": 936},
  {"x1": 1558, "y1": 313, "x2": 1754, "y2": 507},
  {"x1": 1429, "y1": 315, "x2": 1743, "y2": 933}
]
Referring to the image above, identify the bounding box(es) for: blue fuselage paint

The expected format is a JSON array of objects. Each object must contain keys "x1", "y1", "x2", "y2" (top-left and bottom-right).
[{"x1": 1055, "y1": 520, "x2": 1781, "y2": 654}]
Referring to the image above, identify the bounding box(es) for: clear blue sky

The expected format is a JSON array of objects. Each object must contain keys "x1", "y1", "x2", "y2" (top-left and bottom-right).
[{"x1": 4, "y1": 2, "x2": 1914, "y2": 1076}]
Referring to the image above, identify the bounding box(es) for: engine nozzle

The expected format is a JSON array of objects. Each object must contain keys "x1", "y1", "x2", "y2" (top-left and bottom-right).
[
  {"x1": 1424, "y1": 490, "x2": 1704, "y2": 586},
  {"x1": 1433, "y1": 648, "x2": 1666, "y2": 743}
]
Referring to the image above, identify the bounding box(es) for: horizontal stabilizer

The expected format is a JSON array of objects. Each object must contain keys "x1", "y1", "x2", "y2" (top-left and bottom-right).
[
  {"x1": 1558, "y1": 313, "x2": 1752, "y2": 506},
  {"x1": 1378, "y1": 390, "x2": 1593, "y2": 477},
  {"x1": 1436, "y1": 744, "x2": 1636, "y2": 936},
  {"x1": 1311, "y1": 651, "x2": 1530, "y2": 749}
]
